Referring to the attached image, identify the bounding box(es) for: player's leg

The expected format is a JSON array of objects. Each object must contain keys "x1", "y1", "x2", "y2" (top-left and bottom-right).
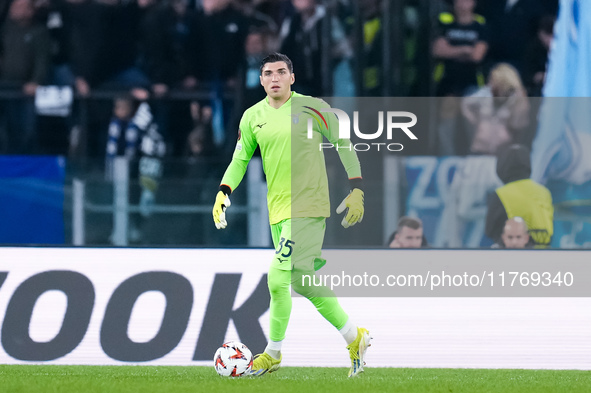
[
  {"x1": 290, "y1": 217, "x2": 371, "y2": 377},
  {"x1": 267, "y1": 266, "x2": 291, "y2": 350},
  {"x1": 250, "y1": 220, "x2": 292, "y2": 376},
  {"x1": 290, "y1": 217, "x2": 348, "y2": 327},
  {"x1": 250, "y1": 266, "x2": 288, "y2": 376}
]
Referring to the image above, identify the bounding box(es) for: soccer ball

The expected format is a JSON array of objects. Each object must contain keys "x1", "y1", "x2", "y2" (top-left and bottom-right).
[{"x1": 213, "y1": 341, "x2": 253, "y2": 377}]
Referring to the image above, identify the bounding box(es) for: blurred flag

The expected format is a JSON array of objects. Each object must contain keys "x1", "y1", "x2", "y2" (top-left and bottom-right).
[
  {"x1": 532, "y1": 0, "x2": 591, "y2": 184},
  {"x1": 531, "y1": 0, "x2": 591, "y2": 247}
]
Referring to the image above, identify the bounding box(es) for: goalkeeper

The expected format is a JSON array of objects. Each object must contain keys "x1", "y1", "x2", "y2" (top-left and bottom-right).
[{"x1": 212, "y1": 53, "x2": 370, "y2": 377}]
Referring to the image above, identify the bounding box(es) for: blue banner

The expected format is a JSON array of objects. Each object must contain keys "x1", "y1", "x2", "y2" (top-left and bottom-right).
[
  {"x1": 530, "y1": 0, "x2": 591, "y2": 248},
  {"x1": 404, "y1": 156, "x2": 501, "y2": 248},
  {"x1": 531, "y1": 0, "x2": 591, "y2": 183},
  {"x1": 0, "y1": 156, "x2": 66, "y2": 244}
]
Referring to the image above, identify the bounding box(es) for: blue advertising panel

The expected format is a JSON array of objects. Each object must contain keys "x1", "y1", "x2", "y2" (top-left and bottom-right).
[
  {"x1": 404, "y1": 156, "x2": 501, "y2": 248},
  {"x1": 0, "y1": 156, "x2": 65, "y2": 244}
]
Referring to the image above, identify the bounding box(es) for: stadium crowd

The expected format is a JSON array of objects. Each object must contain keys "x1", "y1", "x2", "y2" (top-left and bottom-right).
[
  {"x1": 0, "y1": 0, "x2": 563, "y2": 247},
  {"x1": 0, "y1": 0, "x2": 559, "y2": 156}
]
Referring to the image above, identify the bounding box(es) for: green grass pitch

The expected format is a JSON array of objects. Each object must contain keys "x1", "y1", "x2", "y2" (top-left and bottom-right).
[{"x1": 0, "y1": 365, "x2": 589, "y2": 393}]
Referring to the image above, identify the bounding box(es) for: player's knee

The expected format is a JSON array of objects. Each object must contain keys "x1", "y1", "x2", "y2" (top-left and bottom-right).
[
  {"x1": 268, "y1": 280, "x2": 289, "y2": 298},
  {"x1": 267, "y1": 268, "x2": 290, "y2": 297}
]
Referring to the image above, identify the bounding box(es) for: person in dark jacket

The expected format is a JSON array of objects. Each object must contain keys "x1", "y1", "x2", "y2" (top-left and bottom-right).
[
  {"x1": 0, "y1": 0, "x2": 51, "y2": 154},
  {"x1": 523, "y1": 14, "x2": 554, "y2": 97},
  {"x1": 280, "y1": 0, "x2": 351, "y2": 97},
  {"x1": 137, "y1": 0, "x2": 200, "y2": 96},
  {"x1": 485, "y1": 144, "x2": 553, "y2": 247},
  {"x1": 62, "y1": 0, "x2": 148, "y2": 96},
  {"x1": 198, "y1": 0, "x2": 250, "y2": 83},
  {"x1": 476, "y1": 0, "x2": 547, "y2": 77}
]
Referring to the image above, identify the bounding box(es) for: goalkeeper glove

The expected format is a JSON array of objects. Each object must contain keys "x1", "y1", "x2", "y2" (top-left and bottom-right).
[
  {"x1": 336, "y1": 188, "x2": 364, "y2": 228},
  {"x1": 212, "y1": 190, "x2": 231, "y2": 229}
]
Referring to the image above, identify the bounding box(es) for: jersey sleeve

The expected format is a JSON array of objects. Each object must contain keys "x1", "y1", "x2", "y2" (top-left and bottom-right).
[
  {"x1": 320, "y1": 100, "x2": 362, "y2": 181},
  {"x1": 220, "y1": 112, "x2": 258, "y2": 192}
]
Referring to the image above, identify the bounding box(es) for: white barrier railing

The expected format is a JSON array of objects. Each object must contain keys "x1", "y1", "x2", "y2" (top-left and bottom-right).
[{"x1": 72, "y1": 157, "x2": 270, "y2": 247}]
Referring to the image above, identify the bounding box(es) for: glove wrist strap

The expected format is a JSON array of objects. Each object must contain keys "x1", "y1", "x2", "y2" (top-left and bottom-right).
[
  {"x1": 219, "y1": 184, "x2": 232, "y2": 196},
  {"x1": 348, "y1": 177, "x2": 363, "y2": 191}
]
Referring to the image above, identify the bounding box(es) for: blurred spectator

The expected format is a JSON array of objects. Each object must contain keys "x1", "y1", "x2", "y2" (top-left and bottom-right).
[
  {"x1": 62, "y1": 0, "x2": 149, "y2": 96},
  {"x1": 105, "y1": 96, "x2": 165, "y2": 244},
  {"x1": 2, "y1": 0, "x2": 51, "y2": 85},
  {"x1": 184, "y1": 101, "x2": 222, "y2": 245},
  {"x1": 197, "y1": 0, "x2": 251, "y2": 84},
  {"x1": 477, "y1": 0, "x2": 545, "y2": 77},
  {"x1": 94, "y1": 0, "x2": 150, "y2": 93},
  {"x1": 0, "y1": 0, "x2": 51, "y2": 154},
  {"x1": 38, "y1": 0, "x2": 73, "y2": 86},
  {"x1": 59, "y1": 0, "x2": 153, "y2": 159},
  {"x1": 461, "y1": 63, "x2": 530, "y2": 155},
  {"x1": 226, "y1": 27, "x2": 270, "y2": 157},
  {"x1": 186, "y1": 101, "x2": 215, "y2": 167},
  {"x1": 523, "y1": 15, "x2": 555, "y2": 97},
  {"x1": 106, "y1": 95, "x2": 140, "y2": 162},
  {"x1": 280, "y1": 0, "x2": 352, "y2": 96},
  {"x1": 432, "y1": 0, "x2": 488, "y2": 156},
  {"x1": 492, "y1": 216, "x2": 531, "y2": 248},
  {"x1": 485, "y1": 144, "x2": 553, "y2": 248},
  {"x1": 198, "y1": 0, "x2": 252, "y2": 147},
  {"x1": 400, "y1": 2, "x2": 421, "y2": 97},
  {"x1": 357, "y1": 0, "x2": 383, "y2": 96},
  {"x1": 136, "y1": 0, "x2": 200, "y2": 156},
  {"x1": 234, "y1": 0, "x2": 279, "y2": 34},
  {"x1": 388, "y1": 216, "x2": 429, "y2": 248},
  {"x1": 432, "y1": 0, "x2": 488, "y2": 97},
  {"x1": 137, "y1": 0, "x2": 200, "y2": 96},
  {"x1": 251, "y1": 0, "x2": 294, "y2": 31},
  {"x1": 237, "y1": 28, "x2": 272, "y2": 113},
  {"x1": 28, "y1": 1, "x2": 76, "y2": 156}
]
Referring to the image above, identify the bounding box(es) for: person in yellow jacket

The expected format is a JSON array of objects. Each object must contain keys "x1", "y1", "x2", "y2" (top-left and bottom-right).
[{"x1": 485, "y1": 144, "x2": 553, "y2": 247}]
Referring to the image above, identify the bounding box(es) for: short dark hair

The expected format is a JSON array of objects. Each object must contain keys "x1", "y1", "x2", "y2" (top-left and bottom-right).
[
  {"x1": 397, "y1": 216, "x2": 423, "y2": 231},
  {"x1": 260, "y1": 52, "x2": 293, "y2": 75},
  {"x1": 387, "y1": 216, "x2": 425, "y2": 246}
]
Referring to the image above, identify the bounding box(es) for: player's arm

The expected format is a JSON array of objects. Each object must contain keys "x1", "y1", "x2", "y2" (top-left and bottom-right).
[
  {"x1": 213, "y1": 116, "x2": 258, "y2": 229},
  {"x1": 470, "y1": 41, "x2": 488, "y2": 63},
  {"x1": 470, "y1": 18, "x2": 489, "y2": 64},
  {"x1": 432, "y1": 37, "x2": 473, "y2": 60},
  {"x1": 322, "y1": 105, "x2": 364, "y2": 228}
]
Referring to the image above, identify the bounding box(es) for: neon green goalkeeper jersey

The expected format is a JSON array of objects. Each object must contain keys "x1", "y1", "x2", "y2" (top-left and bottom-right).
[{"x1": 221, "y1": 92, "x2": 361, "y2": 225}]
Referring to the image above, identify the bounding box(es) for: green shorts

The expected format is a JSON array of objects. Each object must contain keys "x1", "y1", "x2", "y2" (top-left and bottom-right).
[{"x1": 270, "y1": 217, "x2": 327, "y2": 272}]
